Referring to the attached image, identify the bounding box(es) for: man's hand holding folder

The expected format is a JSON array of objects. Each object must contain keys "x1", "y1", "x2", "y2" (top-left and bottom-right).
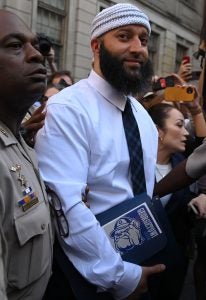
[{"x1": 125, "y1": 264, "x2": 166, "y2": 300}]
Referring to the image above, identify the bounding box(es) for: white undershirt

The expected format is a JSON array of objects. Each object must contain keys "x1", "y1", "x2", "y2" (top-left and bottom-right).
[{"x1": 155, "y1": 163, "x2": 172, "y2": 207}]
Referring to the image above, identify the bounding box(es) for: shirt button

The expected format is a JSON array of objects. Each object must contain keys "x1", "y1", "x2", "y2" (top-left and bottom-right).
[{"x1": 41, "y1": 223, "x2": 46, "y2": 230}]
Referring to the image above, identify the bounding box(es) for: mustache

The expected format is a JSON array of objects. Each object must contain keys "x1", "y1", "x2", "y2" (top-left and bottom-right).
[{"x1": 123, "y1": 55, "x2": 146, "y2": 63}]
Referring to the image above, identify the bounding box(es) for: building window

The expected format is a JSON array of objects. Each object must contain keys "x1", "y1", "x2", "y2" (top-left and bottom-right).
[
  {"x1": 148, "y1": 31, "x2": 160, "y2": 73},
  {"x1": 175, "y1": 44, "x2": 188, "y2": 72},
  {"x1": 37, "y1": 1, "x2": 66, "y2": 69},
  {"x1": 97, "y1": 1, "x2": 112, "y2": 12},
  {"x1": 39, "y1": 0, "x2": 65, "y2": 10}
]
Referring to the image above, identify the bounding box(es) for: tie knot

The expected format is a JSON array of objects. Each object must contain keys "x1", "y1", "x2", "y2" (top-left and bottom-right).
[{"x1": 124, "y1": 99, "x2": 133, "y2": 114}]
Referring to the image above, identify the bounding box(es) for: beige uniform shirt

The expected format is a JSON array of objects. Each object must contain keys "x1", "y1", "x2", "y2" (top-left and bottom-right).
[
  {"x1": 186, "y1": 139, "x2": 206, "y2": 179},
  {"x1": 0, "y1": 122, "x2": 53, "y2": 300},
  {"x1": 0, "y1": 222, "x2": 7, "y2": 300}
]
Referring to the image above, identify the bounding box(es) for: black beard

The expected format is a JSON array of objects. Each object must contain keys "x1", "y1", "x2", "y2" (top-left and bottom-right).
[{"x1": 99, "y1": 42, "x2": 154, "y2": 96}]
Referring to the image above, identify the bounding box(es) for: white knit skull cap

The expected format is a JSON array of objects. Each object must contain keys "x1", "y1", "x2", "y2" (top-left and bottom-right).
[{"x1": 91, "y1": 3, "x2": 151, "y2": 40}]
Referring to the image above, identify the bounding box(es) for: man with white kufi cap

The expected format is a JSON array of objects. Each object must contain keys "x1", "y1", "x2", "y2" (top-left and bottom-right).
[{"x1": 36, "y1": 3, "x2": 165, "y2": 300}]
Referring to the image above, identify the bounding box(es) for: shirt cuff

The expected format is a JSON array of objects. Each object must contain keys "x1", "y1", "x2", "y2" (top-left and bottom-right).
[{"x1": 98, "y1": 262, "x2": 142, "y2": 300}]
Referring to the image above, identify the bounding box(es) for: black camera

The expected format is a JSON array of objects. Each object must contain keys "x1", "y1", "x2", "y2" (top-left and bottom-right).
[
  {"x1": 37, "y1": 34, "x2": 52, "y2": 56},
  {"x1": 152, "y1": 75, "x2": 175, "y2": 92}
]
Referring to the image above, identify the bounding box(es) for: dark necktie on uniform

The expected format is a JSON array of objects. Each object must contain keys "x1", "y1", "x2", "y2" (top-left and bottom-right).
[{"x1": 122, "y1": 98, "x2": 146, "y2": 195}]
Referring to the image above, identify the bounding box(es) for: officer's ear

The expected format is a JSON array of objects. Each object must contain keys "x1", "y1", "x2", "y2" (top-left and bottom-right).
[{"x1": 91, "y1": 37, "x2": 101, "y2": 55}]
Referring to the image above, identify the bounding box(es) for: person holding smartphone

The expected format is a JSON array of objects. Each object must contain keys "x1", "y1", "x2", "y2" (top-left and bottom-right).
[{"x1": 178, "y1": 56, "x2": 193, "y2": 82}]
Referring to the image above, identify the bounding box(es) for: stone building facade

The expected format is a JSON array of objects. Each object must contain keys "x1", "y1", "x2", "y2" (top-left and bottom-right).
[{"x1": 0, "y1": 0, "x2": 204, "y2": 81}]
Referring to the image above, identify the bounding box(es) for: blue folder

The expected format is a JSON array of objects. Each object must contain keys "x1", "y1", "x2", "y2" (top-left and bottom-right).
[
  {"x1": 53, "y1": 194, "x2": 180, "y2": 300},
  {"x1": 96, "y1": 193, "x2": 168, "y2": 264}
]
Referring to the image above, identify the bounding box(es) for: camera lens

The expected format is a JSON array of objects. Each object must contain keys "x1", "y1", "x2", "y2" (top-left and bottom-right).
[
  {"x1": 39, "y1": 40, "x2": 51, "y2": 56},
  {"x1": 38, "y1": 35, "x2": 52, "y2": 56},
  {"x1": 186, "y1": 87, "x2": 193, "y2": 94}
]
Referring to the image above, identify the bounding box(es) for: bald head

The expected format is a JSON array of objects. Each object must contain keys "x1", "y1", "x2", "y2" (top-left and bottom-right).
[
  {"x1": 0, "y1": 9, "x2": 46, "y2": 125},
  {"x1": 0, "y1": 10, "x2": 31, "y2": 38}
]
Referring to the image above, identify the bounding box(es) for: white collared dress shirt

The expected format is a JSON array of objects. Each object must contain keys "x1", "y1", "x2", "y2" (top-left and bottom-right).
[{"x1": 35, "y1": 70, "x2": 158, "y2": 299}]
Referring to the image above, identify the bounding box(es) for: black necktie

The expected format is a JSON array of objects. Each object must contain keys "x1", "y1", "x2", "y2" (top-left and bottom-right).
[{"x1": 122, "y1": 99, "x2": 146, "y2": 195}]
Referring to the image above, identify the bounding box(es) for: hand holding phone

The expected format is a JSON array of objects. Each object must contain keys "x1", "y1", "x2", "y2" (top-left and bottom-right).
[
  {"x1": 188, "y1": 202, "x2": 199, "y2": 215},
  {"x1": 152, "y1": 76, "x2": 175, "y2": 92},
  {"x1": 182, "y1": 55, "x2": 190, "y2": 64},
  {"x1": 188, "y1": 194, "x2": 206, "y2": 218},
  {"x1": 177, "y1": 56, "x2": 192, "y2": 82}
]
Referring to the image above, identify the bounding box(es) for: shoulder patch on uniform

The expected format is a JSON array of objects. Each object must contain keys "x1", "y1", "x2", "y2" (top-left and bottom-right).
[{"x1": 0, "y1": 128, "x2": 8, "y2": 137}]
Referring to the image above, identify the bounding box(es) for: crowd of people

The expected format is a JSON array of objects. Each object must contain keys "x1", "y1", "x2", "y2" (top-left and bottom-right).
[{"x1": 0, "y1": 2, "x2": 206, "y2": 300}]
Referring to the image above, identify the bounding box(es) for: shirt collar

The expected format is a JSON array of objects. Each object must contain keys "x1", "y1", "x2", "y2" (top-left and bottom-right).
[
  {"x1": 87, "y1": 70, "x2": 127, "y2": 111},
  {"x1": 0, "y1": 120, "x2": 37, "y2": 166},
  {"x1": 0, "y1": 121, "x2": 18, "y2": 146}
]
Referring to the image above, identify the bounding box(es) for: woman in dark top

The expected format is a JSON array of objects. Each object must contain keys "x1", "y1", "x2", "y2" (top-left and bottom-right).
[{"x1": 148, "y1": 103, "x2": 195, "y2": 300}]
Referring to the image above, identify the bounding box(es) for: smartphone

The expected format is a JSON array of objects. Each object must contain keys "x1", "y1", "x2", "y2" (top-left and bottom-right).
[
  {"x1": 164, "y1": 86, "x2": 195, "y2": 102},
  {"x1": 191, "y1": 71, "x2": 201, "y2": 81},
  {"x1": 182, "y1": 55, "x2": 190, "y2": 64},
  {"x1": 152, "y1": 76, "x2": 175, "y2": 92}
]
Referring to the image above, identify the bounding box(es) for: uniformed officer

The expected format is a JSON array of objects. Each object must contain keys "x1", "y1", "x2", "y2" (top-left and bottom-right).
[{"x1": 0, "y1": 10, "x2": 53, "y2": 299}]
